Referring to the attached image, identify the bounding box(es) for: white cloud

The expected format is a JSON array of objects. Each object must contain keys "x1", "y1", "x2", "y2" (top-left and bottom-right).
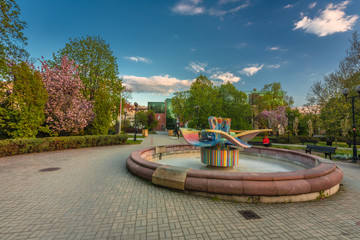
[
  {"x1": 267, "y1": 46, "x2": 280, "y2": 51},
  {"x1": 208, "y1": 2, "x2": 250, "y2": 16},
  {"x1": 210, "y1": 72, "x2": 241, "y2": 83},
  {"x1": 172, "y1": 0, "x2": 205, "y2": 15},
  {"x1": 235, "y1": 42, "x2": 247, "y2": 49},
  {"x1": 241, "y1": 64, "x2": 264, "y2": 76},
  {"x1": 284, "y1": 4, "x2": 293, "y2": 9},
  {"x1": 266, "y1": 46, "x2": 286, "y2": 52},
  {"x1": 186, "y1": 62, "x2": 208, "y2": 73},
  {"x1": 309, "y1": 2, "x2": 317, "y2": 9},
  {"x1": 124, "y1": 56, "x2": 152, "y2": 63},
  {"x1": 218, "y1": 0, "x2": 241, "y2": 4},
  {"x1": 122, "y1": 75, "x2": 192, "y2": 94},
  {"x1": 190, "y1": 47, "x2": 196, "y2": 51},
  {"x1": 266, "y1": 64, "x2": 281, "y2": 69},
  {"x1": 172, "y1": 0, "x2": 249, "y2": 17},
  {"x1": 294, "y1": 1, "x2": 358, "y2": 37}
]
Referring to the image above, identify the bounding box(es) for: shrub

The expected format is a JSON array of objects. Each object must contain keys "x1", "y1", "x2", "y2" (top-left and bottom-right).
[
  {"x1": 0, "y1": 134, "x2": 128, "y2": 158},
  {"x1": 297, "y1": 135, "x2": 319, "y2": 144},
  {"x1": 276, "y1": 136, "x2": 300, "y2": 144}
]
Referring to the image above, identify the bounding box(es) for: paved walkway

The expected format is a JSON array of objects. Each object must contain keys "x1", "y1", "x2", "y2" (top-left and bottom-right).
[{"x1": 0, "y1": 133, "x2": 360, "y2": 240}]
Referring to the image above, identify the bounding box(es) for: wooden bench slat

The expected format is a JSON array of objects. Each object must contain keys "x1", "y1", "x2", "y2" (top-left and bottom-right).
[{"x1": 305, "y1": 145, "x2": 336, "y2": 159}]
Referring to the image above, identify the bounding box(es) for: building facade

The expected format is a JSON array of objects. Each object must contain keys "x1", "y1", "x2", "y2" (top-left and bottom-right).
[{"x1": 148, "y1": 99, "x2": 176, "y2": 131}]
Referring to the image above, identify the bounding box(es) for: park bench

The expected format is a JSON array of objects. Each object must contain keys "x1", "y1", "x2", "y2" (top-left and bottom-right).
[
  {"x1": 300, "y1": 139, "x2": 318, "y2": 145},
  {"x1": 305, "y1": 145, "x2": 336, "y2": 159},
  {"x1": 248, "y1": 141, "x2": 272, "y2": 147}
]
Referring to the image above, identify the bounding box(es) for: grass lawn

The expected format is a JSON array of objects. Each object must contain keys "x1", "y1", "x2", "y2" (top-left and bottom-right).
[
  {"x1": 271, "y1": 144, "x2": 352, "y2": 157},
  {"x1": 126, "y1": 139, "x2": 142, "y2": 144},
  {"x1": 126, "y1": 134, "x2": 144, "y2": 138}
]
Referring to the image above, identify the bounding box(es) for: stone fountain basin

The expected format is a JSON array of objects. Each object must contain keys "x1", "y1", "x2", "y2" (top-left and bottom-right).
[{"x1": 126, "y1": 145, "x2": 343, "y2": 203}]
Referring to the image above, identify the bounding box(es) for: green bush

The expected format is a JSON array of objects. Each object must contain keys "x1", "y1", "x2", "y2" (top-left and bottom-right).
[
  {"x1": 276, "y1": 136, "x2": 300, "y2": 144},
  {"x1": 297, "y1": 135, "x2": 319, "y2": 143},
  {"x1": 0, "y1": 134, "x2": 128, "y2": 158}
]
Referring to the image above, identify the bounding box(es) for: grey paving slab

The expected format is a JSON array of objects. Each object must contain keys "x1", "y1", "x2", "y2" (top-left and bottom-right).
[{"x1": 0, "y1": 132, "x2": 360, "y2": 240}]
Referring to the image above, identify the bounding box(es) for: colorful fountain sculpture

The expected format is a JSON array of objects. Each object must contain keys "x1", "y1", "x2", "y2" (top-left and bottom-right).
[{"x1": 181, "y1": 116, "x2": 271, "y2": 167}]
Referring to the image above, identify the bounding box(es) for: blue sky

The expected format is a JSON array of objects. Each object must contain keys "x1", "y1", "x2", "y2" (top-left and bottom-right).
[{"x1": 18, "y1": 0, "x2": 360, "y2": 106}]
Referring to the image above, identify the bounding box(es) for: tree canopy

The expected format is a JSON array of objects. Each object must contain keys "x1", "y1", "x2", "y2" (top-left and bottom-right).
[
  {"x1": 306, "y1": 31, "x2": 360, "y2": 136},
  {"x1": 171, "y1": 75, "x2": 252, "y2": 130},
  {"x1": 0, "y1": 62, "x2": 47, "y2": 139},
  {"x1": 52, "y1": 36, "x2": 123, "y2": 134},
  {"x1": 0, "y1": 0, "x2": 28, "y2": 78},
  {"x1": 40, "y1": 56, "x2": 94, "y2": 135}
]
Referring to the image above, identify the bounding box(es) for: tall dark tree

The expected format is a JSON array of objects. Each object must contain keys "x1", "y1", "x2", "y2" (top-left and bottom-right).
[
  {"x1": 0, "y1": 0, "x2": 28, "y2": 78},
  {"x1": 53, "y1": 36, "x2": 123, "y2": 134}
]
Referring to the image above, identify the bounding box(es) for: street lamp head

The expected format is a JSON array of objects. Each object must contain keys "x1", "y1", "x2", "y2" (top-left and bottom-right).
[
  {"x1": 356, "y1": 85, "x2": 360, "y2": 95},
  {"x1": 342, "y1": 88, "x2": 350, "y2": 97}
]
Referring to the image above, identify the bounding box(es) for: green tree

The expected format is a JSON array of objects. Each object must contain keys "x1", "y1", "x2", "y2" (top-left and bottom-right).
[
  {"x1": 285, "y1": 108, "x2": 301, "y2": 135},
  {"x1": 135, "y1": 110, "x2": 158, "y2": 130},
  {"x1": 306, "y1": 32, "x2": 360, "y2": 136},
  {"x1": 258, "y1": 82, "x2": 292, "y2": 111},
  {"x1": 172, "y1": 91, "x2": 190, "y2": 126},
  {"x1": 320, "y1": 97, "x2": 349, "y2": 144},
  {"x1": 52, "y1": 35, "x2": 123, "y2": 135},
  {"x1": 0, "y1": 0, "x2": 28, "y2": 78},
  {"x1": 0, "y1": 62, "x2": 47, "y2": 139},
  {"x1": 217, "y1": 82, "x2": 251, "y2": 129},
  {"x1": 186, "y1": 74, "x2": 221, "y2": 129}
]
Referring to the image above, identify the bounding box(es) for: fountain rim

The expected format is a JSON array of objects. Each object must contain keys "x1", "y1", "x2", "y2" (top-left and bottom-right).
[{"x1": 126, "y1": 144, "x2": 343, "y2": 203}]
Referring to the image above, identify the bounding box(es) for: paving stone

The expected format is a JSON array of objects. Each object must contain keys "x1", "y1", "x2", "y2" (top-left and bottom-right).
[{"x1": 0, "y1": 133, "x2": 360, "y2": 239}]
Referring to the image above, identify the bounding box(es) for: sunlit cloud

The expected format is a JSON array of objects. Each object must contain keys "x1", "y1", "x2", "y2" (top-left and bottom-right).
[
  {"x1": 294, "y1": 1, "x2": 358, "y2": 37},
  {"x1": 124, "y1": 56, "x2": 152, "y2": 63},
  {"x1": 241, "y1": 64, "x2": 264, "y2": 76},
  {"x1": 210, "y1": 71, "x2": 241, "y2": 83},
  {"x1": 122, "y1": 75, "x2": 192, "y2": 94},
  {"x1": 186, "y1": 62, "x2": 208, "y2": 73},
  {"x1": 283, "y1": 4, "x2": 293, "y2": 9}
]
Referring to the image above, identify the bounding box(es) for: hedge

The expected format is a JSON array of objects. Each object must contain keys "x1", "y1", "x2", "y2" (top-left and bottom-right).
[{"x1": 0, "y1": 134, "x2": 128, "y2": 158}]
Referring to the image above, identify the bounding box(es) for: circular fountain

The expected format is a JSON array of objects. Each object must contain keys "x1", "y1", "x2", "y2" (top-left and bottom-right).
[{"x1": 127, "y1": 117, "x2": 343, "y2": 203}]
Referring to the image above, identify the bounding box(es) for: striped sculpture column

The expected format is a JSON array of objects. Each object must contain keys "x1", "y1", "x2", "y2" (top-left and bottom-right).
[{"x1": 201, "y1": 146, "x2": 239, "y2": 167}]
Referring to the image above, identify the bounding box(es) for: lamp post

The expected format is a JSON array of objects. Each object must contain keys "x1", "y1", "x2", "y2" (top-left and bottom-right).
[
  {"x1": 118, "y1": 93, "x2": 122, "y2": 135},
  {"x1": 194, "y1": 105, "x2": 200, "y2": 129},
  {"x1": 342, "y1": 86, "x2": 360, "y2": 163},
  {"x1": 124, "y1": 111, "x2": 127, "y2": 120},
  {"x1": 134, "y1": 102, "x2": 138, "y2": 141}
]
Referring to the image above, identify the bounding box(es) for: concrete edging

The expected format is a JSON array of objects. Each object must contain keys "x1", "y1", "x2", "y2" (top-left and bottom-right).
[{"x1": 126, "y1": 144, "x2": 343, "y2": 203}]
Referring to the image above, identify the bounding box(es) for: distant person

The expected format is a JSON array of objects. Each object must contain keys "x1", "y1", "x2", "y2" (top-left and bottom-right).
[
  {"x1": 263, "y1": 136, "x2": 270, "y2": 147},
  {"x1": 177, "y1": 128, "x2": 180, "y2": 139}
]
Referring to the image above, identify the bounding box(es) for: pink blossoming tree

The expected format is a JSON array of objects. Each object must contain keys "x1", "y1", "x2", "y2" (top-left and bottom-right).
[
  {"x1": 41, "y1": 56, "x2": 94, "y2": 135},
  {"x1": 259, "y1": 106, "x2": 288, "y2": 135}
]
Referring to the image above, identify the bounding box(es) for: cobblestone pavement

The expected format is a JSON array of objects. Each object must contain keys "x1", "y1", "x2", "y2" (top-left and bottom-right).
[{"x1": 1, "y1": 132, "x2": 360, "y2": 240}]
